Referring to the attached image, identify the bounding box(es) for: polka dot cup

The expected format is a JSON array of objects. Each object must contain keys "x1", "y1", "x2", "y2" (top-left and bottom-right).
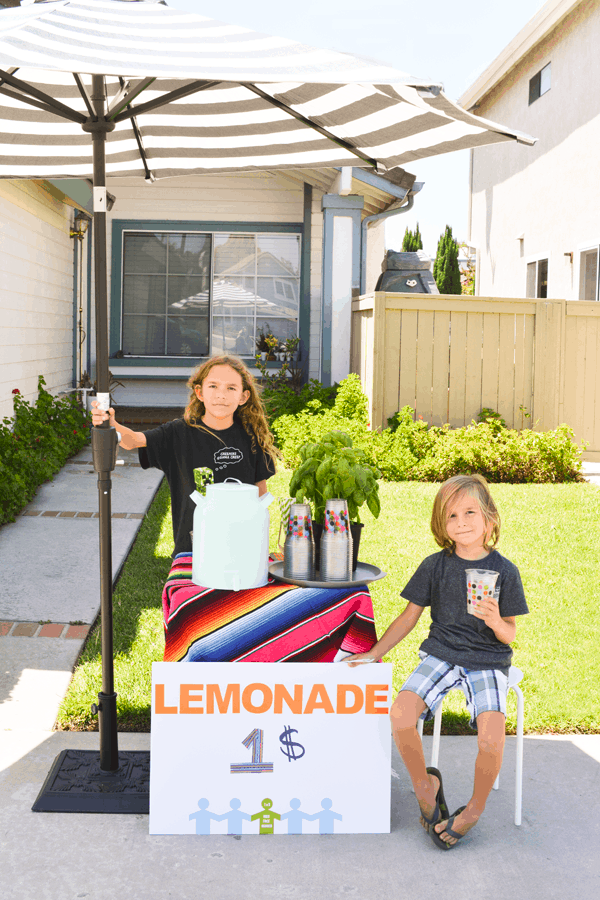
[{"x1": 465, "y1": 569, "x2": 499, "y2": 616}]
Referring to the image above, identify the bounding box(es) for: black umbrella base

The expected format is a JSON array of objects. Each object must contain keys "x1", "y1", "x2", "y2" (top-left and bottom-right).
[{"x1": 32, "y1": 749, "x2": 150, "y2": 814}]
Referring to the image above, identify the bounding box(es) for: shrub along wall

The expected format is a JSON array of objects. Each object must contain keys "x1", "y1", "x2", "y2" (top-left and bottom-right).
[
  {"x1": 271, "y1": 375, "x2": 584, "y2": 484},
  {"x1": 0, "y1": 376, "x2": 91, "y2": 525}
]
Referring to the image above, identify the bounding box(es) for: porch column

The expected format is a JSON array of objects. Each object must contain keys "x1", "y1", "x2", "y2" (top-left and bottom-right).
[{"x1": 320, "y1": 193, "x2": 364, "y2": 386}]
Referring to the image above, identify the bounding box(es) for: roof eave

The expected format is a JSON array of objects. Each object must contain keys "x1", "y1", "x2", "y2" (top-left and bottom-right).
[{"x1": 458, "y1": 0, "x2": 580, "y2": 111}]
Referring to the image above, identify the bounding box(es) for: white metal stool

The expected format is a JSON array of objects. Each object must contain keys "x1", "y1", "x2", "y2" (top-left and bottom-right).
[{"x1": 416, "y1": 665, "x2": 524, "y2": 825}]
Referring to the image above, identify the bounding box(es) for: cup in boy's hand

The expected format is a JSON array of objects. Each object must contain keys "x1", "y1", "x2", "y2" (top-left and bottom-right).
[{"x1": 465, "y1": 569, "x2": 499, "y2": 616}]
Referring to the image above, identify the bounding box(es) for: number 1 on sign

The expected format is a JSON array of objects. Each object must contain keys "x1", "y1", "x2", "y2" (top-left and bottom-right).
[{"x1": 230, "y1": 728, "x2": 274, "y2": 774}]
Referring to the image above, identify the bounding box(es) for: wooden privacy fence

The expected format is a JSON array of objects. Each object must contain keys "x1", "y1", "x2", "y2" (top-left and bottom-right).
[{"x1": 351, "y1": 292, "x2": 600, "y2": 459}]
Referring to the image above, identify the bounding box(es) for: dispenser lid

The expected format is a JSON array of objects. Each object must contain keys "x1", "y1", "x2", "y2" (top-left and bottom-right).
[{"x1": 205, "y1": 481, "x2": 259, "y2": 510}]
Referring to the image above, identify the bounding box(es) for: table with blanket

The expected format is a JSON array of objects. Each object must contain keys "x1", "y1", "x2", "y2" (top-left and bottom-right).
[{"x1": 162, "y1": 554, "x2": 379, "y2": 663}]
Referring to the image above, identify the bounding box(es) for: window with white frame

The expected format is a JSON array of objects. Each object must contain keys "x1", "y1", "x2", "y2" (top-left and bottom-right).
[
  {"x1": 121, "y1": 230, "x2": 300, "y2": 357},
  {"x1": 526, "y1": 258, "x2": 548, "y2": 298},
  {"x1": 579, "y1": 247, "x2": 599, "y2": 302},
  {"x1": 529, "y1": 62, "x2": 551, "y2": 105}
]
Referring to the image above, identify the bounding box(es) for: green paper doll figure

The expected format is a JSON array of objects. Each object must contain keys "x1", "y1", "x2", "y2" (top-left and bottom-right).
[{"x1": 251, "y1": 798, "x2": 281, "y2": 834}]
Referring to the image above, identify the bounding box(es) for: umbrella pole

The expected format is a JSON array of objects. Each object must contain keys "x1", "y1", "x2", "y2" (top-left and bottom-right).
[
  {"x1": 32, "y1": 77, "x2": 151, "y2": 813},
  {"x1": 88, "y1": 74, "x2": 119, "y2": 772}
]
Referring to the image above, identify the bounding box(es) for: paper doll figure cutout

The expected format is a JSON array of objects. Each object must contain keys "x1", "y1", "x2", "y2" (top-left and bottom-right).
[
  {"x1": 280, "y1": 798, "x2": 316, "y2": 834},
  {"x1": 251, "y1": 797, "x2": 281, "y2": 834},
  {"x1": 219, "y1": 798, "x2": 251, "y2": 835},
  {"x1": 312, "y1": 798, "x2": 342, "y2": 834},
  {"x1": 188, "y1": 798, "x2": 222, "y2": 835}
]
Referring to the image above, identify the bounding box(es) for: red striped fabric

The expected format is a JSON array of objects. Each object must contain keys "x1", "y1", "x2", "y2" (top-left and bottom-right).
[{"x1": 162, "y1": 555, "x2": 378, "y2": 663}]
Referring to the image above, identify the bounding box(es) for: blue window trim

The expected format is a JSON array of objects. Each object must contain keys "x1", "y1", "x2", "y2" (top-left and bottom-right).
[{"x1": 110, "y1": 218, "x2": 307, "y2": 368}]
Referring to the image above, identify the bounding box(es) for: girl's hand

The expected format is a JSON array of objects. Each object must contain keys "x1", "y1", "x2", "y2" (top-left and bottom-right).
[
  {"x1": 91, "y1": 399, "x2": 116, "y2": 428},
  {"x1": 344, "y1": 652, "x2": 377, "y2": 667}
]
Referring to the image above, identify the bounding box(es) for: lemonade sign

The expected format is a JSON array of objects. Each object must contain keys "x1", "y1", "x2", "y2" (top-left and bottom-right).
[{"x1": 150, "y1": 662, "x2": 393, "y2": 835}]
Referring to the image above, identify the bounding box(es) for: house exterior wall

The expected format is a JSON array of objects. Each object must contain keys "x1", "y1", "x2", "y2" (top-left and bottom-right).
[
  {"x1": 104, "y1": 172, "x2": 310, "y2": 407},
  {"x1": 365, "y1": 219, "x2": 386, "y2": 295},
  {"x1": 468, "y1": 0, "x2": 600, "y2": 300},
  {"x1": 0, "y1": 181, "x2": 75, "y2": 421}
]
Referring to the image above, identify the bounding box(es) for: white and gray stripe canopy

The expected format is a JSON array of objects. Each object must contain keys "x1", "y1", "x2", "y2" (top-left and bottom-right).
[{"x1": 0, "y1": 0, "x2": 535, "y2": 180}]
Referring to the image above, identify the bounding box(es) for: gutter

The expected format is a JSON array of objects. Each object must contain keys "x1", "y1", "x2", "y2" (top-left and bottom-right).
[{"x1": 360, "y1": 184, "x2": 423, "y2": 294}]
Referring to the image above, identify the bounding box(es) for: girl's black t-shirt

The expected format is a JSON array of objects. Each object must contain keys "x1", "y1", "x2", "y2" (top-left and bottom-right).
[{"x1": 138, "y1": 417, "x2": 274, "y2": 557}]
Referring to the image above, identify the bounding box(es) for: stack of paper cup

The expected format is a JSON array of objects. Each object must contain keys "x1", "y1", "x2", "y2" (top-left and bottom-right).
[
  {"x1": 283, "y1": 503, "x2": 315, "y2": 580},
  {"x1": 320, "y1": 499, "x2": 353, "y2": 582}
]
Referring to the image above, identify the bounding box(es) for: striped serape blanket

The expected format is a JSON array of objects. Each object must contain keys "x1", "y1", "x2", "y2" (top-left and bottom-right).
[{"x1": 162, "y1": 554, "x2": 378, "y2": 663}]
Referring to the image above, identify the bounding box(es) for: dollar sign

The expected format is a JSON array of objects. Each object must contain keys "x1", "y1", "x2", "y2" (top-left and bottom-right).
[{"x1": 279, "y1": 726, "x2": 305, "y2": 761}]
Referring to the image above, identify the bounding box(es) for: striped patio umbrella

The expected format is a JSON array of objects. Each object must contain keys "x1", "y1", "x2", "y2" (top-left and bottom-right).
[
  {"x1": 0, "y1": 0, "x2": 535, "y2": 180},
  {"x1": 0, "y1": 0, "x2": 535, "y2": 785}
]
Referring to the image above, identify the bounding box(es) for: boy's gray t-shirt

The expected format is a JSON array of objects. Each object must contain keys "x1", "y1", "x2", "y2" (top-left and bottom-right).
[{"x1": 400, "y1": 549, "x2": 528, "y2": 674}]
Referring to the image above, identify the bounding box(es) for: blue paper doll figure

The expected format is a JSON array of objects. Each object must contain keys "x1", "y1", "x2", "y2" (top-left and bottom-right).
[
  {"x1": 219, "y1": 798, "x2": 252, "y2": 835},
  {"x1": 188, "y1": 798, "x2": 222, "y2": 835},
  {"x1": 280, "y1": 798, "x2": 317, "y2": 835},
  {"x1": 312, "y1": 798, "x2": 343, "y2": 834}
]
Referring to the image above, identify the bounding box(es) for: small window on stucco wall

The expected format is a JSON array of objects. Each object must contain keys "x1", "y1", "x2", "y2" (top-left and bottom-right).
[
  {"x1": 580, "y1": 248, "x2": 599, "y2": 302},
  {"x1": 529, "y1": 63, "x2": 551, "y2": 105},
  {"x1": 526, "y1": 259, "x2": 548, "y2": 298}
]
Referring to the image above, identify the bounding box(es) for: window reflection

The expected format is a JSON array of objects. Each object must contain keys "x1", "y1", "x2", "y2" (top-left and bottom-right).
[{"x1": 121, "y1": 230, "x2": 299, "y2": 357}]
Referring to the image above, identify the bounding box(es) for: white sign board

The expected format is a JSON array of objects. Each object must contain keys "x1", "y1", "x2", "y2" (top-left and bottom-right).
[{"x1": 150, "y1": 662, "x2": 393, "y2": 835}]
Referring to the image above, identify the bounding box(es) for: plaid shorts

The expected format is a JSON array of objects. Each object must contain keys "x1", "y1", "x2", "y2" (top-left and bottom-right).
[{"x1": 399, "y1": 654, "x2": 508, "y2": 729}]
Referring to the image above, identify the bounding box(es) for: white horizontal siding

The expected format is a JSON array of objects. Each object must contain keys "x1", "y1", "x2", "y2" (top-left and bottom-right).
[
  {"x1": 0, "y1": 184, "x2": 75, "y2": 420},
  {"x1": 107, "y1": 173, "x2": 304, "y2": 221}
]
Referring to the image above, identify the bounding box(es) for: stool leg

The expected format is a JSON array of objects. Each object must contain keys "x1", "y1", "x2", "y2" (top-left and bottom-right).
[
  {"x1": 431, "y1": 705, "x2": 442, "y2": 768},
  {"x1": 513, "y1": 684, "x2": 524, "y2": 826}
]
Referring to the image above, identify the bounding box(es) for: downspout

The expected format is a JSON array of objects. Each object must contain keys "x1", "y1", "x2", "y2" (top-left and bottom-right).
[
  {"x1": 360, "y1": 190, "x2": 419, "y2": 294},
  {"x1": 71, "y1": 227, "x2": 79, "y2": 388},
  {"x1": 69, "y1": 211, "x2": 92, "y2": 388}
]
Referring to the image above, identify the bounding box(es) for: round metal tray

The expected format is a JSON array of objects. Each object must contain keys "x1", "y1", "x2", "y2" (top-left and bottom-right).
[{"x1": 268, "y1": 560, "x2": 386, "y2": 589}]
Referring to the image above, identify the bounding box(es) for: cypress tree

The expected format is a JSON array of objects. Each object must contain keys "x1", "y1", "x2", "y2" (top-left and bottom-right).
[
  {"x1": 434, "y1": 225, "x2": 461, "y2": 294},
  {"x1": 401, "y1": 223, "x2": 423, "y2": 252}
]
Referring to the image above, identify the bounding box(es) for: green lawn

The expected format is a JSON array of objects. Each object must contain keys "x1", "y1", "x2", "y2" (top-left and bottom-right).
[{"x1": 56, "y1": 471, "x2": 600, "y2": 735}]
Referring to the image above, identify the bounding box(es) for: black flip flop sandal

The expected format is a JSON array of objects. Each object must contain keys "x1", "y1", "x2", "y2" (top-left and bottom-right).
[
  {"x1": 420, "y1": 798, "x2": 440, "y2": 833},
  {"x1": 430, "y1": 806, "x2": 468, "y2": 850},
  {"x1": 426, "y1": 766, "x2": 450, "y2": 820}
]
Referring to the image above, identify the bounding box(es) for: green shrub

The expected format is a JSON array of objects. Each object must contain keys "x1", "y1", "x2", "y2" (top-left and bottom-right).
[
  {"x1": 271, "y1": 373, "x2": 379, "y2": 467},
  {"x1": 261, "y1": 377, "x2": 338, "y2": 422},
  {"x1": 0, "y1": 376, "x2": 91, "y2": 524},
  {"x1": 271, "y1": 371, "x2": 584, "y2": 485},
  {"x1": 413, "y1": 421, "x2": 584, "y2": 484}
]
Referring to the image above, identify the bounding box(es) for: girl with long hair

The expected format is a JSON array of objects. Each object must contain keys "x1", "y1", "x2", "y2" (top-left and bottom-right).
[{"x1": 91, "y1": 355, "x2": 279, "y2": 557}]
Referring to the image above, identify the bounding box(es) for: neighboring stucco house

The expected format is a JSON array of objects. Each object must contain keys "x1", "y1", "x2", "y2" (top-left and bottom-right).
[
  {"x1": 460, "y1": 0, "x2": 600, "y2": 301},
  {"x1": 0, "y1": 166, "x2": 415, "y2": 417}
]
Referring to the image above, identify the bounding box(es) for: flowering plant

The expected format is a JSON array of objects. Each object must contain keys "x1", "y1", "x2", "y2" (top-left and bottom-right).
[{"x1": 0, "y1": 376, "x2": 91, "y2": 525}]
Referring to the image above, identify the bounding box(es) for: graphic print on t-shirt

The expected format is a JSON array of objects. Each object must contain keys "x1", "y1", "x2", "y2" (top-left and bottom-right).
[{"x1": 214, "y1": 446, "x2": 244, "y2": 471}]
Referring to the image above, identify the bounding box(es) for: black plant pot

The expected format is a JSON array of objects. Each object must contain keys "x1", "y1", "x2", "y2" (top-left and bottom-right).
[{"x1": 313, "y1": 521, "x2": 363, "y2": 574}]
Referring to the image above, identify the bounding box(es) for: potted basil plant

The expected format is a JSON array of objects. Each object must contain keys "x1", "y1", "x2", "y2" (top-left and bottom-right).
[{"x1": 288, "y1": 430, "x2": 381, "y2": 571}]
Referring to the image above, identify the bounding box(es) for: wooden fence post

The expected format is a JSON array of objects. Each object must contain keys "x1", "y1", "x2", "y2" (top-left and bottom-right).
[
  {"x1": 371, "y1": 291, "x2": 387, "y2": 431},
  {"x1": 532, "y1": 299, "x2": 565, "y2": 431}
]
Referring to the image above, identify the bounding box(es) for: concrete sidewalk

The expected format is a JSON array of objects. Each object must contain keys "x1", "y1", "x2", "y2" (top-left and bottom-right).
[
  {"x1": 0, "y1": 451, "x2": 598, "y2": 900},
  {"x1": 1, "y1": 730, "x2": 598, "y2": 900},
  {"x1": 0, "y1": 444, "x2": 164, "y2": 730}
]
